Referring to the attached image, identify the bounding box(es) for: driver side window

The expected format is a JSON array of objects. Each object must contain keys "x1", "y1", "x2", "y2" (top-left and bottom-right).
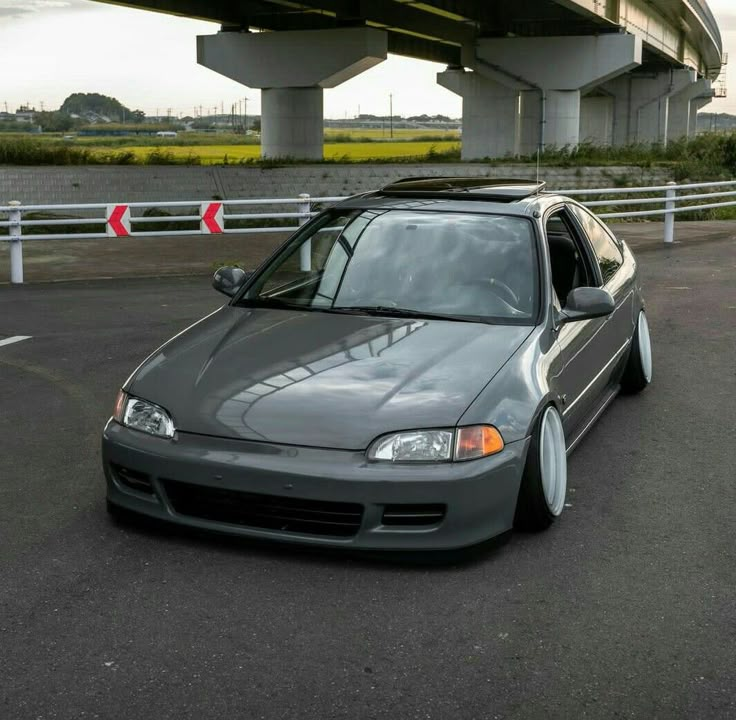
[{"x1": 545, "y1": 212, "x2": 593, "y2": 308}]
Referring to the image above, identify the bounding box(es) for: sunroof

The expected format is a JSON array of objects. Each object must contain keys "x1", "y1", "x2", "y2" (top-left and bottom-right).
[{"x1": 379, "y1": 177, "x2": 546, "y2": 200}]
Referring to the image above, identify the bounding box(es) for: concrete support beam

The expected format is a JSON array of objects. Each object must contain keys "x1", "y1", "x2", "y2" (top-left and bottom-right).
[
  {"x1": 197, "y1": 27, "x2": 387, "y2": 88},
  {"x1": 466, "y1": 34, "x2": 641, "y2": 152},
  {"x1": 197, "y1": 28, "x2": 387, "y2": 159},
  {"x1": 437, "y1": 68, "x2": 519, "y2": 160},
  {"x1": 469, "y1": 34, "x2": 642, "y2": 93}
]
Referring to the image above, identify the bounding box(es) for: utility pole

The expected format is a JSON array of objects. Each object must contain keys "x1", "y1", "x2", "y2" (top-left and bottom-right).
[
  {"x1": 244, "y1": 96, "x2": 248, "y2": 132},
  {"x1": 389, "y1": 93, "x2": 393, "y2": 139}
]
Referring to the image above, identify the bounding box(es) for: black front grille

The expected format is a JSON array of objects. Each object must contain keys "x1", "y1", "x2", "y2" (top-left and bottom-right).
[
  {"x1": 112, "y1": 463, "x2": 154, "y2": 494},
  {"x1": 382, "y1": 504, "x2": 446, "y2": 526},
  {"x1": 162, "y1": 479, "x2": 364, "y2": 538}
]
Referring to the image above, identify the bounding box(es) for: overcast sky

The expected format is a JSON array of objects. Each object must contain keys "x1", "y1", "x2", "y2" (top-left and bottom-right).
[{"x1": 0, "y1": 0, "x2": 734, "y2": 118}]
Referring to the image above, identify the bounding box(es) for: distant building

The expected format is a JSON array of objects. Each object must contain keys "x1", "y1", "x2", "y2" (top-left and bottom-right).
[{"x1": 14, "y1": 106, "x2": 35, "y2": 123}]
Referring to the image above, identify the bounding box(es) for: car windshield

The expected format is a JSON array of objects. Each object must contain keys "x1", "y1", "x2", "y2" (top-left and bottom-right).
[{"x1": 238, "y1": 208, "x2": 538, "y2": 324}]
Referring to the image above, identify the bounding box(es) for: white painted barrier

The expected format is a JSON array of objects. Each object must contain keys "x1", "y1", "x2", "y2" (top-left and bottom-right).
[{"x1": 1, "y1": 181, "x2": 734, "y2": 283}]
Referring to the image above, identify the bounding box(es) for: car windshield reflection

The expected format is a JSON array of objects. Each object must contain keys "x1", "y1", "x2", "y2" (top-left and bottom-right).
[{"x1": 237, "y1": 209, "x2": 538, "y2": 325}]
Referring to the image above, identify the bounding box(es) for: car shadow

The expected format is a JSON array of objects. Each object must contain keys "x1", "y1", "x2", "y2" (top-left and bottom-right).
[{"x1": 108, "y1": 504, "x2": 511, "y2": 572}]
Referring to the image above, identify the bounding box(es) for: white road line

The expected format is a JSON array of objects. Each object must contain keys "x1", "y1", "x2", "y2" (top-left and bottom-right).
[{"x1": 0, "y1": 335, "x2": 32, "y2": 348}]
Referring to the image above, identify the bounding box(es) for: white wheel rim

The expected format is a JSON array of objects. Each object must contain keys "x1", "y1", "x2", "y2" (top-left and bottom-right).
[
  {"x1": 638, "y1": 312, "x2": 653, "y2": 384},
  {"x1": 540, "y1": 407, "x2": 567, "y2": 516}
]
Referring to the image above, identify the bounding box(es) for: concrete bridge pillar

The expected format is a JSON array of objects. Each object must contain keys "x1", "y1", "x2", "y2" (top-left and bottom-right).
[
  {"x1": 465, "y1": 34, "x2": 641, "y2": 156},
  {"x1": 668, "y1": 79, "x2": 714, "y2": 142},
  {"x1": 197, "y1": 28, "x2": 387, "y2": 159},
  {"x1": 580, "y1": 94, "x2": 615, "y2": 146},
  {"x1": 437, "y1": 68, "x2": 520, "y2": 159},
  {"x1": 689, "y1": 96, "x2": 713, "y2": 137},
  {"x1": 600, "y1": 69, "x2": 699, "y2": 146}
]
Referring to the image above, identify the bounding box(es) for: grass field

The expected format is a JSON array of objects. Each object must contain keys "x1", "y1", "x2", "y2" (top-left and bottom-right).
[
  {"x1": 66, "y1": 128, "x2": 458, "y2": 148},
  {"x1": 91, "y1": 140, "x2": 461, "y2": 163}
]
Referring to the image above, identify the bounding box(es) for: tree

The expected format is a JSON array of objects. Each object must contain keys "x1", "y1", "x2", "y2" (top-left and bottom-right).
[
  {"x1": 35, "y1": 111, "x2": 78, "y2": 132},
  {"x1": 130, "y1": 110, "x2": 146, "y2": 124}
]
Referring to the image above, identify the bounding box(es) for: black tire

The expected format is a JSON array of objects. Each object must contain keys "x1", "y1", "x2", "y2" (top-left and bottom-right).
[
  {"x1": 621, "y1": 311, "x2": 652, "y2": 394},
  {"x1": 514, "y1": 406, "x2": 567, "y2": 532}
]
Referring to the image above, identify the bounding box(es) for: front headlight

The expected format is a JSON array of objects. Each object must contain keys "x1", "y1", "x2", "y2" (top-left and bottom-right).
[
  {"x1": 112, "y1": 390, "x2": 175, "y2": 439},
  {"x1": 367, "y1": 425, "x2": 504, "y2": 463},
  {"x1": 368, "y1": 430, "x2": 453, "y2": 463}
]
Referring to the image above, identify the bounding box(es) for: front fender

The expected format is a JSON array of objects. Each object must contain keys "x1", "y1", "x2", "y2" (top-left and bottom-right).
[{"x1": 458, "y1": 326, "x2": 561, "y2": 444}]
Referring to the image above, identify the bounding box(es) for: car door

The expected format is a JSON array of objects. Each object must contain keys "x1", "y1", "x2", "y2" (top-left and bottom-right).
[
  {"x1": 543, "y1": 206, "x2": 605, "y2": 436},
  {"x1": 557, "y1": 203, "x2": 634, "y2": 435}
]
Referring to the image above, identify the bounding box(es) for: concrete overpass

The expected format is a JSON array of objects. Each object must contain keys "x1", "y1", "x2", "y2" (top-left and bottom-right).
[{"x1": 95, "y1": 1, "x2": 725, "y2": 159}]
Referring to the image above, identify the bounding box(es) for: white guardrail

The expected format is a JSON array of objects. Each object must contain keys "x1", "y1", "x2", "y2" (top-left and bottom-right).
[{"x1": 1, "y1": 180, "x2": 735, "y2": 284}]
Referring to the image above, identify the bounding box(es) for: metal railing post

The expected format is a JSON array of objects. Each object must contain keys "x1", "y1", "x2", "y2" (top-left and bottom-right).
[
  {"x1": 664, "y1": 182, "x2": 676, "y2": 244},
  {"x1": 8, "y1": 201, "x2": 23, "y2": 284},
  {"x1": 298, "y1": 193, "x2": 312, "y2": 271}
]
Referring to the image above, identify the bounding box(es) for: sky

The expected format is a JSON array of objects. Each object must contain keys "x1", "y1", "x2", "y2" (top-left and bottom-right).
[{"x1": 0, "y1": 0, "x2": 735, "y2": 118}]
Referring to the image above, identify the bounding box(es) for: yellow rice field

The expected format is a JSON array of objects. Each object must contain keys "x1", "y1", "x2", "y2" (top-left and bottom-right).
[{"x1": 93, "y1": 140, "x2": 460, "y2": 164}]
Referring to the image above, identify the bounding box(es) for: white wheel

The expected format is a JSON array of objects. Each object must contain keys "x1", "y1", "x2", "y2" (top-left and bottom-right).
[
  {"x1": 638, "y1": 311, "x2": 653, "y2": 384},
  {"x1": 622, "y1": 310, "x2": 652, "y2": 394},
  {"x1": 539, "y1": 407, "x2": 567, "y2": 517}
]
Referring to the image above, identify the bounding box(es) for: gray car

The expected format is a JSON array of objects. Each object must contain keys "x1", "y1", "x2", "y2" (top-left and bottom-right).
[{"x1": 103, "y1": 178, "x2": 652, "y2": 551}]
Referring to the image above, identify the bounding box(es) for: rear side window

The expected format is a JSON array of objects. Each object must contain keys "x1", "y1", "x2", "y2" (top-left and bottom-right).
[{"x1": 568, "y1": 204, "x2": 623, "y2": 285}]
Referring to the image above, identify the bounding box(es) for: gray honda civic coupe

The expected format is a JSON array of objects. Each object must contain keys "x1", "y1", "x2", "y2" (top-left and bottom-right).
[{"x1": 102, "y1": 178, "x2": 652, "y2": 551}]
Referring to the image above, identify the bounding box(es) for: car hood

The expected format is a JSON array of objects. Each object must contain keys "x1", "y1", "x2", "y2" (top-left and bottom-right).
[{"x1": 127, "y1": 306, "x2": 532, "y2": 450}]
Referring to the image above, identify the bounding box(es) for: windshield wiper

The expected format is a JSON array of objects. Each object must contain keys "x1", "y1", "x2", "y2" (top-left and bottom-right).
[
  {"x1": 236, "y1": 297, "x2": 309, "y2": 310},
  {"x1": 326, "y1": 306, "x2": 477, "y2": 323}
]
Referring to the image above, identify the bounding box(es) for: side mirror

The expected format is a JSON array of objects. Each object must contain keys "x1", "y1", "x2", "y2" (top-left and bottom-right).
[
  {"x1": 559, "y1": 287, "x2": 615, "y2": 324},
  {"x1": 212, "y1": 266, "x2": 249, "y2": 297}
]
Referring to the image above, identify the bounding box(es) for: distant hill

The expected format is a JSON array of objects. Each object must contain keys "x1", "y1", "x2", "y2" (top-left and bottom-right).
[
  {"x1": 698, "y1": 113, "x2": 736, "y2": 132},
  {"x1": 59, "y1": 93, "x2": 132, "y2": 122}
]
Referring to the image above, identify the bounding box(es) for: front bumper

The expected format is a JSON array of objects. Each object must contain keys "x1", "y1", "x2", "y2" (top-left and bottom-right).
[{"x1": 102, "y1": 421, "x2": 529, "y2": 551}]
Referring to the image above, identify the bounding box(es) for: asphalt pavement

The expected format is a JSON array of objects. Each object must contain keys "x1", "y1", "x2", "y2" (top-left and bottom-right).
[{"x1": 0, "y1": 236, "x2": 735, "y2": 719}]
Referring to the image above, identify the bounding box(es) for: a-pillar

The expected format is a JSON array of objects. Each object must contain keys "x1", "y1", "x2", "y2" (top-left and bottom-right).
[
  {"x1": 437, "y1": 67, "x2": 520, "y2": 159},
  {"x1": 466, "y1": 34, "x2": 641, "y2": 153},
  {"x1": 600, "y1": 69, "x2": 697, "y2": 146},
  {"x1": 197, "y1": 28, "x2": 387, "y2": 159}
]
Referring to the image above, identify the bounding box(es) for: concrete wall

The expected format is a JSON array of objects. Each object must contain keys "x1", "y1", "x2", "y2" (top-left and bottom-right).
[{"x1": 0, "y1": 164, "x2": 673, "y2": 206}]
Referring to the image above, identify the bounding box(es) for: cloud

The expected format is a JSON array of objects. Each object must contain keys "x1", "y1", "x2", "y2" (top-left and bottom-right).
[{"x1": 0, "y1": 0, "x2": 91, "y2": 17}]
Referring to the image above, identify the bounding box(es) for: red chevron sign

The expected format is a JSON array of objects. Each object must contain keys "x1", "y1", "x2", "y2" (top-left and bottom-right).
[
  {"x1": 201, "y1": 202, "x2": 224, "y2": 234},
  {"x1": 106, "y1": 205, "x2": 131, "y2": 237}
]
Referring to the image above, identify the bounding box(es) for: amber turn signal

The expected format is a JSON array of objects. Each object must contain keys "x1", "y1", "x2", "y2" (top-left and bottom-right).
[
  {"x1": 455, "y1": 425, "x2": 505, "y2": 461},
  {"x1": 112, "y1": 390, "x2": 127, "y2": 423}
]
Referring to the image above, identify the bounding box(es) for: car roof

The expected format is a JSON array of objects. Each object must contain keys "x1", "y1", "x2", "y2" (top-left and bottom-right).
[{"x1": 330, "y1": 177, "x2": 573, "y2": 217}]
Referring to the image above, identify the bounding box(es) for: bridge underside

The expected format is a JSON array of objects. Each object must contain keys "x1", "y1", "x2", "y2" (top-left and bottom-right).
[{"x1": 96, "y1": 0, "x2": 724, "y2": 159}]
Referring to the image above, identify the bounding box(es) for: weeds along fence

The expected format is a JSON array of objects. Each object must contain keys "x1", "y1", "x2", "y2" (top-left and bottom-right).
[{"x1": 1, "y1": 180, "x2": 735, "y2": 283}]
